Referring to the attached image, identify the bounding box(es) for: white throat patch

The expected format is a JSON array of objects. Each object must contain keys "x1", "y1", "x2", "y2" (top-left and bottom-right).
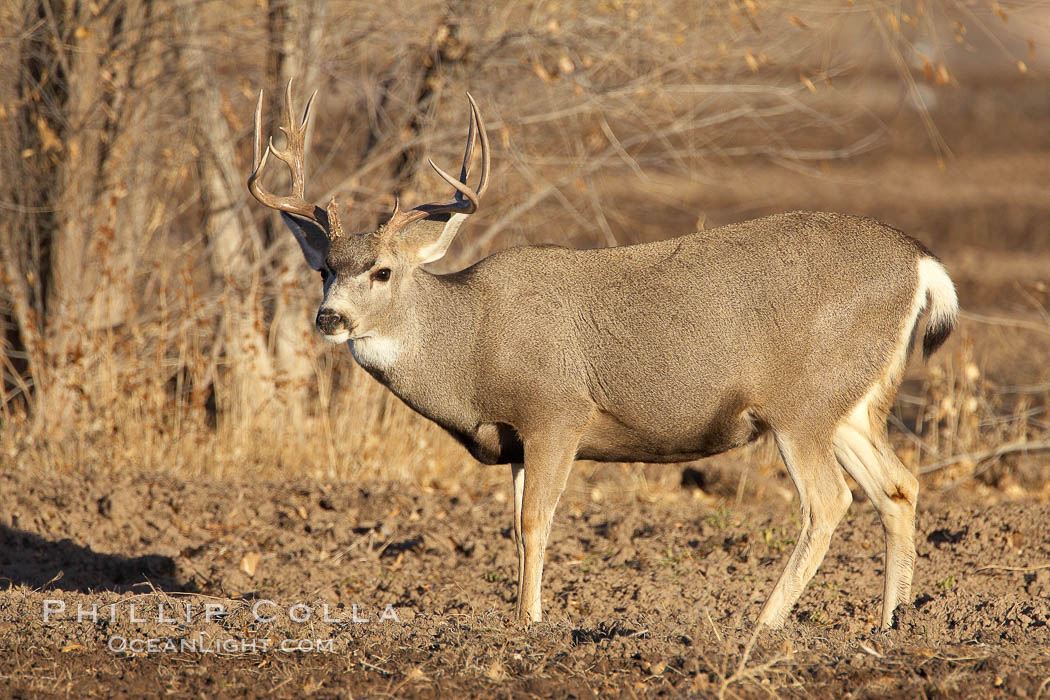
[{"x1": 349, "y1": 335, "x2": 401, "y2": 371}]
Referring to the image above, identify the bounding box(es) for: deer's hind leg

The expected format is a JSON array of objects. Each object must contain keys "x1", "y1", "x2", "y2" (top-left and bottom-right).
[
  {"x1": 757, "y1": 430, "x2": 853, "y2": 629},
  {"x1": 833, "y1": 389, "x2": 918, "y2": 629},
  {"x1": 511, "y1": 463, "x2": 525, "y2": 602}
]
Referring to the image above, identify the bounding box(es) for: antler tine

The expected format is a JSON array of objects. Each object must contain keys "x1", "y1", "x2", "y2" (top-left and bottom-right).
[
  {"x1": 301, "y1": 90, "x2": 317, "y2": 134},
  {"x1": 457, "y1": 97, "x2": 477, "y2": 192},
  {"x1": 467, "y1": 93, "x2": 490, "y2": 199},
  {"x1": 251, "y1": 90, "x2": 267, "y2": 172},
  {"x1": 246, "y1": 82, "x2": 324, "y2": 224},
  {"x1": 428, "y1": 159, "x2": 480, "y2": 212},
  {"x1": 248, "y1": 90, "x2": 276, "y2": 200}
]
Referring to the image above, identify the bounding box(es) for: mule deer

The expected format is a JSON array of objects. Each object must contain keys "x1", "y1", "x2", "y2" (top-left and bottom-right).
[{"x1": 247, "y1": 83, "x2": 957, "y2": 630}]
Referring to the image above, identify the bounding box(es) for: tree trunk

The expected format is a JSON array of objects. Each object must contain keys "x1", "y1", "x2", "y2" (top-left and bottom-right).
[{"x1": 176, "y1": 2, "x2": 276, "y2": 426}]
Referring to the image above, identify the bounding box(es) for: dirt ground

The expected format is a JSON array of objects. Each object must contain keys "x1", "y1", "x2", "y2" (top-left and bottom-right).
[{"x1": 3, "y1": 466, "x2": 1050, "y2": 698}]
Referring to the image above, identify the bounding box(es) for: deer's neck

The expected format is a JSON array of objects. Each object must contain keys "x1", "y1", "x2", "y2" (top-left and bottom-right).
[{"x1": 349, "y1": 269, "x2": 482, "y2": 430}]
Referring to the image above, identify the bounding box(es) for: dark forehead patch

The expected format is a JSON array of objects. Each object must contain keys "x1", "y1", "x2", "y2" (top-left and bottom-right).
[{"x1": 327, "y1": 233, "x2": 381, "y2": 275}]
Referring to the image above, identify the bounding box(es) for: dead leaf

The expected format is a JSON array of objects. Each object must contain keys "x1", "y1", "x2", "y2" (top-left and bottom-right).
[
  {"x1": 935, "y1": 63, "x2": 951, "y2": 85},
  {"x1": 61, "y1": 644, "x2": 85, "y2": 653},
  {"x1": 240, "y1": 552, "x2": 261, "y2": 577},
  {"x1": 744, "y1": 50, "x2": 759, "y2": 73},
  {"x1": 484, "y1": 660, "x2": 507, "y2": 681},
  {"x1": 532, "y1": 62, "x2": 555, "y2": 84}
]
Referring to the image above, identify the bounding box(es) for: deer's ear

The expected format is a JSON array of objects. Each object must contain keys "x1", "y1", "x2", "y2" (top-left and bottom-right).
[
  {"x1": 281, "y1": 212, "x2": 329, "y2": 270},
  {"x1": 398, "y1": 213, "x2": 469, "y2": 265}
]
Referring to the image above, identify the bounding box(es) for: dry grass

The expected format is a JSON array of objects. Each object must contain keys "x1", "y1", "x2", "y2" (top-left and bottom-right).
[{"x1": 1, "y1": 0, "x2": 1047, "y2": 496}]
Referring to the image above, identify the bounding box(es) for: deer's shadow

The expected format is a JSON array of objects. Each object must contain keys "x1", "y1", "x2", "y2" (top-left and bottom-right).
[{"x1": 0, "y1": 525, "x2": 192, "y2": 593}]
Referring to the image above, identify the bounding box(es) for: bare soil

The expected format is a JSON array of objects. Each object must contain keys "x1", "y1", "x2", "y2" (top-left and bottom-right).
[{"x1": 2, "y1": 466, "x2": 1050, "y2": 697}]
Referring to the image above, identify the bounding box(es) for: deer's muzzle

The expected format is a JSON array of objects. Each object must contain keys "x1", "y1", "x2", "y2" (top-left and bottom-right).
[{"x1": 316, "y1": 308, "x2": 349, "y2": 337}]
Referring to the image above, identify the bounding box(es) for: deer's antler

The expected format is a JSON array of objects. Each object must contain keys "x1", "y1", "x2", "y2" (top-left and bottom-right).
[
  {"x1": 384, "y1": 93, "x2": 490, "y2": 234},
  {"x1": 248, "y1": 80, "x2": 344, "y2": 238}
]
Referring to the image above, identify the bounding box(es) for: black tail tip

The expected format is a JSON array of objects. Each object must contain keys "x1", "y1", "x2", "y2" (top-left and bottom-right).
[{"x1": 922, "y1": 318, "x2": 955, "y2": 360}]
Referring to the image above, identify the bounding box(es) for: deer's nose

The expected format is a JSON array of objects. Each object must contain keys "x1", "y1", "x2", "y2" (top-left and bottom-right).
[{"x1": 316, "y1": 308, "x2": 349, "y2": 336}]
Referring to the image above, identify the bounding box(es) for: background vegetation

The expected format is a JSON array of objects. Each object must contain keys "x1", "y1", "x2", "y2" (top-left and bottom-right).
[{"x1": 1, "y1": 0, "x2": 1047, "y2": 496}]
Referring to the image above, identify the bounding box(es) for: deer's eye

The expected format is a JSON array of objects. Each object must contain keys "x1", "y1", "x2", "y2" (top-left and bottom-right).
[{"x1": 370, "y1": 268, "x2": 391, "y2": 283}]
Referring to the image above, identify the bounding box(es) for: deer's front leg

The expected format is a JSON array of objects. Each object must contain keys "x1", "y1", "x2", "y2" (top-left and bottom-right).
[{"x1": 517, "y1": 433, "x2": 577, "y2": 624}]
